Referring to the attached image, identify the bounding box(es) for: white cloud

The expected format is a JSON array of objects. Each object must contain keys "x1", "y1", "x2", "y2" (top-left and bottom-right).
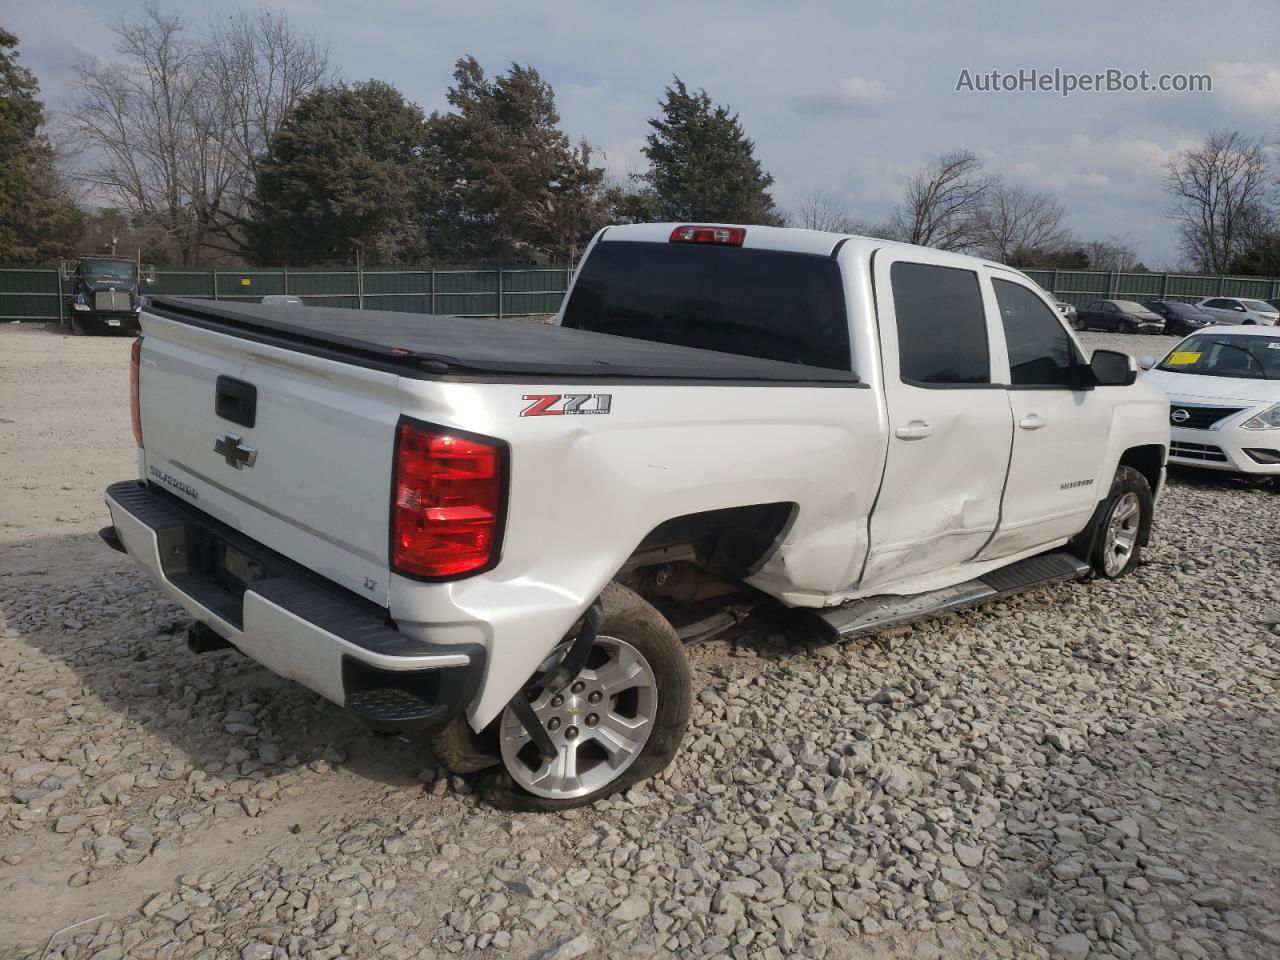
[
  {"x1": 1210, "y1": 61, "x2": 1280, "y2": 116},
  {"x1": 997, "y1": 134, "x2": 1199, "y2": 193},
  {"x1": 599, "y1": 138, "x2": 648, "y2": 180},
  {"x1": 834, "y1": 75, "x2": 890, "y2": 105}
]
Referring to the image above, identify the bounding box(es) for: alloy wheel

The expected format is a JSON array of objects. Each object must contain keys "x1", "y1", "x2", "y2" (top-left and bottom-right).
[
  {"x1": 499, "y1": 635, "x2": 659, "y2": 800},
  {"x1": 1102, "y1": 492, "x2": 1140, "y2": 576}
]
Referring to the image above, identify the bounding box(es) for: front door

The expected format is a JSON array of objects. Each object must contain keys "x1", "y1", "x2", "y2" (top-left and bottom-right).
[
  {"x1": 976, "y1": 273, "x2": 1112, "y2": 559},
  {"x1": 861, "y1": 252, "x2": 1014, "y2": 591}
]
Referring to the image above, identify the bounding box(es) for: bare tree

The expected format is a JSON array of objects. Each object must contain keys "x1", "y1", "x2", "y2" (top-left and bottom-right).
[
  {"x1": 1165, "y1": 130, "x2": 1271, "y2": 273},
  {"x1": 67, "y1": 4, "x2": 210, "y2": 263},
  {"x1": 1080, "y1": 235, "x2": 1142, "y2": 272},
  {"x1": 975, "y1": 182, "x2": 1071, "y2": 263},
  {"x1": 65, "y1": 3, "x2": 330, "y2": 264},
  {"x1": 887, "y1": 149, "x2": 997, "y2": 252},
  {"x1": 795, "y1": 190, "x2": 857, "y2": 232},
  {"x1": 202, "y1": 9, "x2": 333, "y2": 256}
]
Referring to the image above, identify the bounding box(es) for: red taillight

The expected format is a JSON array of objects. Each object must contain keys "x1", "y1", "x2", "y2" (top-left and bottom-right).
[
  {"x1": 130, "y1": 337, "x2": 143, "y2": 448},
  {"x1": 669, "y1": 224, "x2": 746, "y2": 246},
  {"x1": 391, "y1": 420, "x2": 505, "y2": 580}
]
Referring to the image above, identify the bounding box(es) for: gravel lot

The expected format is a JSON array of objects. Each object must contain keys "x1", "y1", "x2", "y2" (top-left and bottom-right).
[{"x1": 2, "y1": 322, "x2": 1278, "y2": 960}]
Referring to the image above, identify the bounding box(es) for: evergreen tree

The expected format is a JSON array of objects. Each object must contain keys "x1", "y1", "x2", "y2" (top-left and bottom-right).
[
  {"x1": 251, "y1": 81, "x2": 428, "y2": 265},
  {"x1": 422, "y1": 57, "x2": 607, "y2": 262},
  {"x1": 0, "y1": 29, "x2": 84, "y2": 262},
  {"x1": 634, "y1": 78, "x2": 782, "y2": 226}
]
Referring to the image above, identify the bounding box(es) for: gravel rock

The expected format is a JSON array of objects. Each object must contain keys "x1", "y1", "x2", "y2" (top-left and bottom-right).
[{"x1": 2, "y1": 327, "x2": 1279, "y2": 960}]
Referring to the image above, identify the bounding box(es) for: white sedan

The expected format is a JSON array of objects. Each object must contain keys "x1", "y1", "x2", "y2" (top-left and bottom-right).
[
  {"x1": 1194, "y1": 297, "x2": 1279, "y2": 326},
  {"x1": 1140, "y1": 326, "x2": 1280, "y2": 476}
]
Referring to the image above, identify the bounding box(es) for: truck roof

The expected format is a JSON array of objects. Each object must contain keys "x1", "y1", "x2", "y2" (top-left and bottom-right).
[
  {"x1": 598, "y1": 223, "x2": 1027, "y2": 278},
  {"x1": 146, "y1": 297, "x2": 862, "y2": 385}
]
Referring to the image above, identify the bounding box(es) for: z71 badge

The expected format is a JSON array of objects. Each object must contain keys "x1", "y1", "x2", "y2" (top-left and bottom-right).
[{"x1": 520, "y1": 394, "x2": 612, "y2": 417}]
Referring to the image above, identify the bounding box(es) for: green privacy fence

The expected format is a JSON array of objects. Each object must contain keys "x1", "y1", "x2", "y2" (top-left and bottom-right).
[
  {"x1": 0, "y1": 263, "x2": 574, "y2": 322},
  {"x1": 1024, "y1": 268, "x2": 1280, "y2": 307},
  {"x1": 4, "y1": 261, "x2": 1279, "y2": 323}
]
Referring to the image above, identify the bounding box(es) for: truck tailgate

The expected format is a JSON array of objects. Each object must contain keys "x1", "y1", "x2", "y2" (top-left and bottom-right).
[{"x1": 138, "y1": 313, "x2": 400, "y2": 603}]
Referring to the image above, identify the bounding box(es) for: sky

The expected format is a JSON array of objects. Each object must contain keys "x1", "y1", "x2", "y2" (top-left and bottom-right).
[{"x1": 10, "y1": 0, "x2": 1280, "y2": 267}]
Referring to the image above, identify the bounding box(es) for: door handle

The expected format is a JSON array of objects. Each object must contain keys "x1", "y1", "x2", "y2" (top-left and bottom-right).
[
  {"x1": 1019, "y1": 414, "x2": 1047, "y2": 431},
  {"x1": 895, "y1": 420, "x2": 933, "y2": 440}
]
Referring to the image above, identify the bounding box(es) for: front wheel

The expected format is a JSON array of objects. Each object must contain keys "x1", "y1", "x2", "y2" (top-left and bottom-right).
[
  {"x1": 495, "y1": 582, "x2": 691, "y2": 810},
  {"x1": 1089, "y1": 466, "x2": 1153, "y2": 578}
]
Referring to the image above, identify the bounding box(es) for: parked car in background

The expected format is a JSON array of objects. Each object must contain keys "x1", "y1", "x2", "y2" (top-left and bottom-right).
[
  {"x1": 1050, "y1": 298, "x2": 1078, "y2": 326},
  {"x1": 1194, "y1": 297, "x2": 1279, "y2": 326},
  {"x1": 1140, "y1": 326, "x2": 1280, "y2": 477},
  {"x1": 260, "y1": 295, "x2": 304, "y2": 306},
  {"x1": 1076, "y1": 300, "x2": 1165, "y2": 334},
  {"x1": 1144, "y1": 300, "x2": 1212, "y2": 337}
]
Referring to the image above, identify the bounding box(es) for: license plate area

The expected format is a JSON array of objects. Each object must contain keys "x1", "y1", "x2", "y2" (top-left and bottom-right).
[
  {"x1": 220, "y1": 543, "x2": 265, "y2": 589},
  {"x1": 106, "y1": 318, "x2": 121, "y2": 327}
]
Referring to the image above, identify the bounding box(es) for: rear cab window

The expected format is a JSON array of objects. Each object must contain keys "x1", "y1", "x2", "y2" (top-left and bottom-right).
[
  {"x1": 888, "y1": 262, "x2": 990, "y2": 385},
  {"x1": 561, "y1": 241, "x2": 852, "y2": 372}
]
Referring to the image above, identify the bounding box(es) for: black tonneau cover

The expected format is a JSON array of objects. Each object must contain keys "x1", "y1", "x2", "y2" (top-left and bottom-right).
[{"x1": 147, "y1": 297, "x2": 861, "y2": 384}]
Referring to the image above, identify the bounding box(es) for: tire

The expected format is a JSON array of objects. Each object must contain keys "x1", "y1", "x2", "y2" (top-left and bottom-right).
[
  {"x1": 490, "y1": 581, "x2": 691, "y2": 811},
  {"x1": 70, "y1": 315, "x2": 88, "y2": 336},
  {"x1": 428, "y1": 717, "x2": 500, "y2": 775},
  {"x1": 1088, "y1": 466, "x2": 1153, "y2": 579}
]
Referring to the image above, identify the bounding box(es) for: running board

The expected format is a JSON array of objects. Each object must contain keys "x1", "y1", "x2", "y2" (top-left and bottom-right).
[{"x1": 814, "y1": 551, "x2": 1091, "y2": 642}]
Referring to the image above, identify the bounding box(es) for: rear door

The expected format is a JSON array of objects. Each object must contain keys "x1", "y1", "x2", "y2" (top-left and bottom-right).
[
  {"x1": 861, "y1": 251, "x2": 1013, "y2": 590},
  {"x1": 138, "y1": 315, "x2": 401, "y2": 603},
  {"x1": 976, "y1": 273, "x2": 1112, "y2": 559}
]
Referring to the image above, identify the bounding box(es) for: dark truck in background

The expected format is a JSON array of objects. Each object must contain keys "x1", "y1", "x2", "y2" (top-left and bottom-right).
[{"x1": 59, "y1": 256, "x2": 154, "y2": 335}]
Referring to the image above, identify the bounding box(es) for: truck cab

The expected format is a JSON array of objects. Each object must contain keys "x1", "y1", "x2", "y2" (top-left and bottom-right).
[{"x1": 60, "y1": 256, "x2": 152, "y2": 335}]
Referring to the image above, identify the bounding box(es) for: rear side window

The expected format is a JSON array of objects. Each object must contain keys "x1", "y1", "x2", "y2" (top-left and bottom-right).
[
  {"x1": 561, "y1": 241, "x2": 851, "y2": 371},
  {"x1": 889, "y1": 262, "x2": 990, "y2": 385},
  {"x1": 994, "y1": 279, "x2": 1081, "y2": 386}
]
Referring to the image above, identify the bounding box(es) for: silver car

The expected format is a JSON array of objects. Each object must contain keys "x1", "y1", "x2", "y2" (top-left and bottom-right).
[{"x1": 1194, "y1": 297, "x2": 1279, "y2": 327}]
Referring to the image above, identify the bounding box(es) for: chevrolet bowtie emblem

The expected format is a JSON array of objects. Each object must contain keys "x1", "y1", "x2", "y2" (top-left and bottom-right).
[{"x1": 214, "y1": 433, "x2": 257, "y2": 469}]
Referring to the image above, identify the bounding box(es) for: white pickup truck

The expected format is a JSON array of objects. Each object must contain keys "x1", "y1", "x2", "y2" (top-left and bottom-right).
[{"x1": 103, "y1": 223, "x2": 1170, "y2": 808}]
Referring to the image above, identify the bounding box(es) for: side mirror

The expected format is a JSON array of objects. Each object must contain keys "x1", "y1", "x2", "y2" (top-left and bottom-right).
[
  {"x1": 1091, "y1": 349, "x2": 1137, "y2": 386},
  {"x1": 142, "y1": 265, "x2": 156, "y2": 284},
  {"x1": 59, "y1": 260, "x2": 76, "y2": 282},
  {"x1": 1139, "y1": 356, "x2": 1156, "y2": 370}
]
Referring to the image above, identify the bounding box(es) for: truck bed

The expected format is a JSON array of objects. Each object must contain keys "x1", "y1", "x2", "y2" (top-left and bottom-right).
[{"x1": 147, "y1": 297, "x2": 862, "y2": 384}]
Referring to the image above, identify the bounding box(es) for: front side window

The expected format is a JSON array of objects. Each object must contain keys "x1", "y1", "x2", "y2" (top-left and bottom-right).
[
  {"x1": 890, "y1": 262, "x2": 990, "y2": 385},
  {"x1": 1241, "y1": 299, "x2": 1274, "y2": 312},
  {"x1": 994, "y1": 279, "x2": 1081, "y2": 387}
]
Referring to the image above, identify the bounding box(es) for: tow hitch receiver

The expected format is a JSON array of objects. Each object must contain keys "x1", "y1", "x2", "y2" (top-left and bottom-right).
[{"x1": 187, "y1": 621, "x2": 234, "y2": 654}]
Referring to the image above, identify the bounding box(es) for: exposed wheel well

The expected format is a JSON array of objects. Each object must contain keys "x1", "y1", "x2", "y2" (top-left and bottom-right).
[
  {"x1": 620, "y1": 502, "x2": 796, "y2": 581},
  {"x1": 1118, "y1": 444, "x2": 1165, "y2": 497}
]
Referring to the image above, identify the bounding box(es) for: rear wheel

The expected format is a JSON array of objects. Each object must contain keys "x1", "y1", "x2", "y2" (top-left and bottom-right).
[
  {"x1": 1089, "y1": 466, "x2": 1153, "y2": 578},
  {"x1": 494, "y1": 582, "x2": 690, "y2": 810}
]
